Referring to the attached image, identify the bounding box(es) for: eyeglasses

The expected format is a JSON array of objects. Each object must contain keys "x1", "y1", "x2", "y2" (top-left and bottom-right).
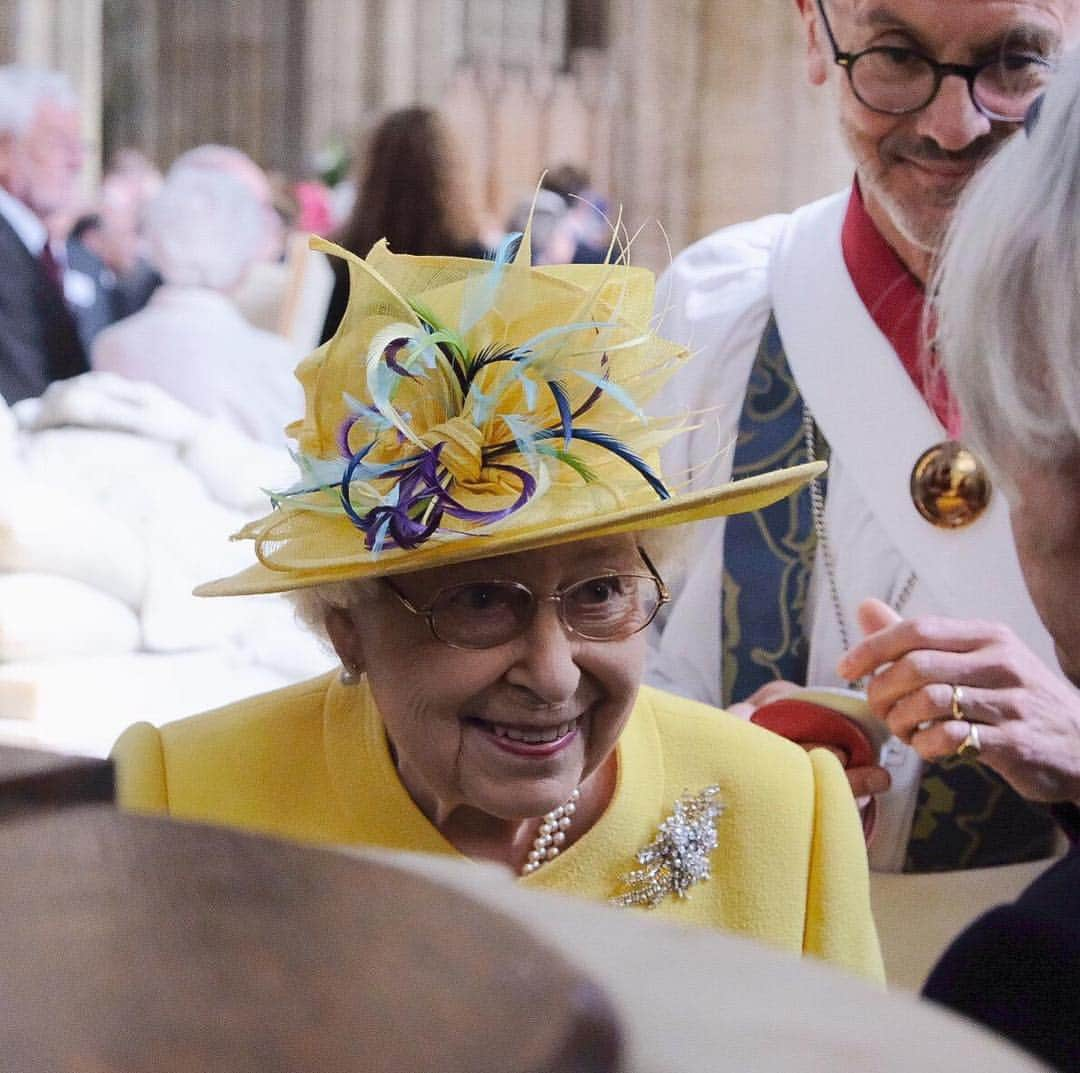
[
  {"x1": 814, "y1": 0, "x2": 1054, "y2": 122},
  {"x1": 381, "y1": 548, "x2": 670, "y2": 650},
  {"x1": 1024, "y1": 92, "x2": 1046, "y2": 135}
]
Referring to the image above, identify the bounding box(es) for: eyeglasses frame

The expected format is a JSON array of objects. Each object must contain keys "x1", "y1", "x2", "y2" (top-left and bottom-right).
[
  {"x1": 380, "y1": 546, "x2": 671, "y2": 649},
  {"x1": 813, "y1": 0, "x2": 1052, "y2": 123}
]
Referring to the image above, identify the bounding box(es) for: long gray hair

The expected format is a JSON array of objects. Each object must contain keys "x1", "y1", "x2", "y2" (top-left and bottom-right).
[{"x1": 933, "y1": 51, "x2": 1080, "y2": 492}]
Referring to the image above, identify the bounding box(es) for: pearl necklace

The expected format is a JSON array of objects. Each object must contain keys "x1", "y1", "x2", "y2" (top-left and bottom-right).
[{"x1": 521, "y1": 788, "x2": 580, "y2": 876}]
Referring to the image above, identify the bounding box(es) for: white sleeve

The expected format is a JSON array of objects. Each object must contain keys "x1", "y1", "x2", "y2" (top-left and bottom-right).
[
  {"x1": 89, "y1": 322, "x2": 132, "y2": 377},
  {"x1": 646, "y1": 214, "x2": 788, "y2": 707},
  {"x1": 653, "y1": 213, "x2": 788, "y2": 495}
]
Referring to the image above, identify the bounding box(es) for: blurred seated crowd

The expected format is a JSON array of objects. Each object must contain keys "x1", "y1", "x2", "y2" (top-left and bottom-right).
[{"x1": 0, "y1": 66, "x2": 609, "y2": 752}]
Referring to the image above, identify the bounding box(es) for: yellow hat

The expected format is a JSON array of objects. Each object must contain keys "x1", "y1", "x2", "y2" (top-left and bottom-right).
[{"x1": 198, "y1": 235, "x2": 823, "y2": 596}]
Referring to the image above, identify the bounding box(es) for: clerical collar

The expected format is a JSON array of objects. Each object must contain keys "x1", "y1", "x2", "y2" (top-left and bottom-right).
[{"x1": 840, "y1": 180, "x2": 956, "y2": 434}]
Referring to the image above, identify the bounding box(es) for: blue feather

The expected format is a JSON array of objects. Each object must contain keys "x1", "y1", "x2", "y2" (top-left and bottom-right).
[
  {"x1": 512, "y1": 320, "x2": 617, "y2": 365},
  {"x1": 546, "y1": 379, "x2": 573, "y2": 449},
  {"x1": 460, "y1": 231, "x2": 520, "y2": 333},
  {"x1": 537, "y1": 427, "x2": 670, "y2": 500},
  {"x1": 573, "y1": 369, "x2": 645, "y2": 419}
]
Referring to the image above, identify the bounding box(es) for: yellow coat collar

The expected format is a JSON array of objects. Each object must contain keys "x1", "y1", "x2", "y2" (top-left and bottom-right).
[{"x1": 321, "y1": 673, "x2": 666, "y2": 894}]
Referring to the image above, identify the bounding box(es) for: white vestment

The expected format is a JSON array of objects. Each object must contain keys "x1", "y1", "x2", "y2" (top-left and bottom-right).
[{"x1": 648, "y1": 189, "x2": 1057, "y2": 871}]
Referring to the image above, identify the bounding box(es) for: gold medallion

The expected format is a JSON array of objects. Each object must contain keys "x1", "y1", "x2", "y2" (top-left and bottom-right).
[{"x1": 910, "y1": 441, "x2": 992, "y2": 529}]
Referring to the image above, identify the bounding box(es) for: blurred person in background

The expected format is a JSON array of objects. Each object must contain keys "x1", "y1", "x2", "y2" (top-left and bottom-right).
[
  {"x1": 0, "y1": 65, "x2": 88, "y2": 403},
  {"x1": 95, "y1": 149, "x2": 164, "y2": 320},
  {"x1": 169, "y1": 143, "x2": 332, "y2": 353},
  {"x1": 170, "y1": 143, "x2": 285, "y2": 265},
  {"x1": 91, "y1": 163, "x2": 301, "y2": 446},
  {"x1": 319, "y1": 105, "x2": 487, "y2": 343},
  {"x1": 57, "y1": 149, "x2": 165, "y2": 352},
  {"x1": 505, "y1": 188, "x2": 579, "y2": 267},
  {"x1": 541, "y1": 164, "x2": 612, "y2": 263},
  {"x1": 61, "y1": 210, "x2": 118, "y2": 351}
]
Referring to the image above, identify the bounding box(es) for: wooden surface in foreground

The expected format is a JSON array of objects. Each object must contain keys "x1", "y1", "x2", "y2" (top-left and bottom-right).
[{"x1": 0, "y1": 802, "x2": 620, "y2": 1073}]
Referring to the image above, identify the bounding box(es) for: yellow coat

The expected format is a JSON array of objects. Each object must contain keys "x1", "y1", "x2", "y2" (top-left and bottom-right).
[{"x1": 113, "y1": 674, "x2": 883, "y2": 982}]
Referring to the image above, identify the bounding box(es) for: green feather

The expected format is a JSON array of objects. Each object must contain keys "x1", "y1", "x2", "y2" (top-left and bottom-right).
[
  {"x1": 536, "y1": 444, "x2": 598, "y2": 484},
  {"x1": 407, "y1": 297, "x2": 471, "y2": 388}
]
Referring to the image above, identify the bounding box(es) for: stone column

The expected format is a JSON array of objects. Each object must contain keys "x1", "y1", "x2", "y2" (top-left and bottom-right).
[
  {"x1": 302, "y1": 0, "x2": 468, "y2": 169},
  {"x1": 304, "y1": 0, "x2": 377, "y2": 166},
  {"x1": 0, "y1": 2, "x2": 15, "y2": 63},
  {"x1": 607, "y1": 0, "x2": 850, "y2": 269},
  {"x1": 12, "y1": 0, "x2": 104, "y2": 188},
  {"x1": 691, "y1": 1, "x2": 851, "y2": 227},
  {"x1": 620, "y1": 0, "x2": 707, "y2": 268}
]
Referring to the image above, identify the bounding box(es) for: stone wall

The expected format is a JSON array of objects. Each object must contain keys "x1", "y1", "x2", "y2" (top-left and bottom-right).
[
  {"x1": 1, "y1": 0, "x2": 103, "y2": 188},
  {"x1": 0, "y1": 0, "x2": 853, "y2": 267},
  {"x1": 608, "y1": 0, "x2": 852, "y2": 266},
  {"x1": 298, "y1": 0, "x2": 853, "y2": 266}
]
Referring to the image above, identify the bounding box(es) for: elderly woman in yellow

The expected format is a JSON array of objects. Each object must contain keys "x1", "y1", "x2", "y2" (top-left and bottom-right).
[{"x1": 113, "y1": 229, "x2": 883, "y2": 981}]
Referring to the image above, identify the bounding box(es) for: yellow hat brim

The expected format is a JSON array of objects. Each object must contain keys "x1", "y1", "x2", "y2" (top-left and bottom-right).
[{"x1": 195, "y1": 461, "x2": 825, "y2": 596}]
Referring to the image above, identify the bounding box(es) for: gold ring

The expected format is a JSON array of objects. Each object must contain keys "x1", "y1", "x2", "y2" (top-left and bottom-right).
[
  {"x1": 950, "y1": 683, "x2": 965, "y2": 721},
  {"x1": 956, "y1": 722, "x2": 981, "y2": 760}
]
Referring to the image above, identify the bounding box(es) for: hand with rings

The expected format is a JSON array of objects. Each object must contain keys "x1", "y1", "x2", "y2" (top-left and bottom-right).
[
  {"x1": 949, "y1": 686, "x2": 981, "y2": 759},
  {"x1": 913, "y1": 682, "x2": 983, "y2": 758},
  {"x1": 837, "y1": 598, "x2": 1080, "y2": 804}
]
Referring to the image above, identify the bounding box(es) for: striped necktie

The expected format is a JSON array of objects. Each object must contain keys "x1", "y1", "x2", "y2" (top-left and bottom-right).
[{"x1": 39, "y1": 243, "x2": 64, "y2": 290}]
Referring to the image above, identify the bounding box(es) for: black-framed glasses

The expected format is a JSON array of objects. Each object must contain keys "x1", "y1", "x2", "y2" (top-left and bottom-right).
[
  {"x1": 381, "y1": 547, "x2": 670, "y2": 650},
  {"x1": 1024, "y1": 92, "x2": 1046, "y2": 135},
  {"x1": 815, "y1": 0, "x2": 1053, "y2": 122}
]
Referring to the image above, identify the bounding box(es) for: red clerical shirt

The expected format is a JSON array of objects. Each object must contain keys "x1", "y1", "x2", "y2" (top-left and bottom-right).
[{"x1": 840, "y1": 181, "x2": 958, "y2": 436}]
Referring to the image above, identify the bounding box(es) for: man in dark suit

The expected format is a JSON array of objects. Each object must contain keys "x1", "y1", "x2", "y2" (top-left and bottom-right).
[
  {"x1": 923, "y1": 842, "x2": 1080, "y2": 1071},
  {"x1": 65, "y1": 214, "x2": 126, "y2": 352},
  {"x1": 0, "y1": 65, "x2": 88, "y2": 404}
]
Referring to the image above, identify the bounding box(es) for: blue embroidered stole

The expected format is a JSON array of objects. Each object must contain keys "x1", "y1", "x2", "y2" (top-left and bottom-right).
[{"x1": 720, "y1": 314, "x2": 817, "y2": 709}]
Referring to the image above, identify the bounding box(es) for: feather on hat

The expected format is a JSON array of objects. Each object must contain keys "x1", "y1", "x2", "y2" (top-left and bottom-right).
[{"x1": 197, "y1": 230, "x2": 822, "y2": 596}]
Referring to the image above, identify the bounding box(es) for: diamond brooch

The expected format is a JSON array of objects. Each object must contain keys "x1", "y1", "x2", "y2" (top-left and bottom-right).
[{"x1": 612, "y1": 785, "x2": 724, "y2": 909}]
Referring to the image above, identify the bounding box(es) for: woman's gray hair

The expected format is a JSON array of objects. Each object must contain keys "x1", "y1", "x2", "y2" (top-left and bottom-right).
[
  {"x1": 0, "y1": 66, "x2": 77, "y2": 136},
  {"x1": 636, "y1": 525, "x2": 688, "y2": 583},
  {"x1": 143, "y1": 166, "x2": 265, "y2": 290},
  {"x1": 289, "y1": 578, "x2": 381, "y2": 648},
  {"x1": 933, "y1": 52, "x2": 1080, "y2": 488}
]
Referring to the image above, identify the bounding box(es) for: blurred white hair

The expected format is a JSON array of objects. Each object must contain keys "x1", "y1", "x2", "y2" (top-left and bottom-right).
[
  {"x1": 0, "y1": 65, "x2": 77, "y2": 136},
  {"x1": 143, "y1": 166, "x2": 265, "y2": 290},
  {"x1": 169, "y1": 144, "x2": 272, "y2": 205},
  {"x1": 934, "y1": 52, "x2": 1080, "y2": 489},
  {"x1": 507, "y1": 189, "x2": 574, "y2": 265}
]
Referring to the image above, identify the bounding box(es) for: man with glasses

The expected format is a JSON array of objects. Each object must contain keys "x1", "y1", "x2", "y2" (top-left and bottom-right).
[{"x1": 650, "y1": 0, "x2": 1080, "y2": 873}]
